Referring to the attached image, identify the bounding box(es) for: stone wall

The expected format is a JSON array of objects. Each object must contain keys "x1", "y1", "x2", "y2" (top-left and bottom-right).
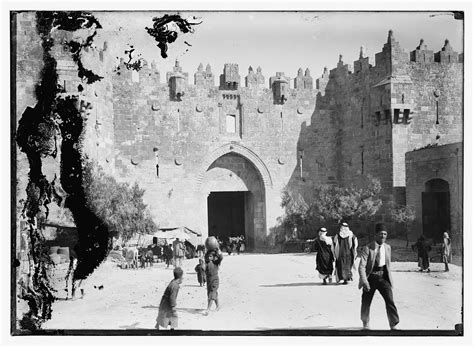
[
  {"x1": 15, "y1": 14, "x2": 463, "y2": 248},
  {"x1": 292, "y1": 31, "x2": 463, "y2": 236},
  {"x1": 112, "y1": 60, "x2": 318, "y2": 245}
]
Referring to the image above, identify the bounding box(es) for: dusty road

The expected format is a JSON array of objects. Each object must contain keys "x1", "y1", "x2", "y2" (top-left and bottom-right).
[{"x1": 43, "y1": 253, "x2": 462, "y2": 331}]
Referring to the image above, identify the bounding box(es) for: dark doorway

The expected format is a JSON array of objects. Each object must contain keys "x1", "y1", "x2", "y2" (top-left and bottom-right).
[
  {"x1": 208, "y1": 192, "x2": 246, "y2": 239},
  {"x1": 422, "y1": 179, "x2": 450, "y2": 243}
]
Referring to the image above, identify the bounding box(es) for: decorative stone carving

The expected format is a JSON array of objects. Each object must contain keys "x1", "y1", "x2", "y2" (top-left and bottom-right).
[
  {"x1": 196, "y1": 105, "x2": 203, "y2": 112},
  {"x1": 278, "y1": 158, "x2": 285, "y2": 165},
  {"x1": 151, "y1": 103, "x2": 160, "y2": 111}
]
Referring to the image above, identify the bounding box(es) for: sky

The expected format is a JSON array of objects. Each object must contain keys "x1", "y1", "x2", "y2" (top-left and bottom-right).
[{"x1": 93, "y1": 11, "x2": 464, "y2": 82}]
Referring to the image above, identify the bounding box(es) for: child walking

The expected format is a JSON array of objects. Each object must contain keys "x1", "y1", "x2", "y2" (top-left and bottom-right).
[
  {"x1": 194, "y1": 258, "x2": 206, "y2": 286},
  {"x1": 155, "y1": 267, "x2": 183, "y2": 330},
  {"x1": 204, "y1": 245, "x2": 223, "y2": 315}
]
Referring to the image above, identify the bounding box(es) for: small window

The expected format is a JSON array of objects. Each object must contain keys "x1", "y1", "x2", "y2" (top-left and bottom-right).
[
  {"x1": 403, "y1": 109, "x2": 410, "y2": 124},
  {"x1": 226, "y1": 114, "x2": 236, "y2": 133},
  {"x1": 394, "y1": 109, "x2": 400, "y2": 123}
]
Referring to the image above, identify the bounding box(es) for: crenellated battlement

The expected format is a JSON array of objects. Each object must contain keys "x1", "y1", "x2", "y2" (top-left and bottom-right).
[{"x1": 110, "y1": 29, "x2": 462, "y2": 108}]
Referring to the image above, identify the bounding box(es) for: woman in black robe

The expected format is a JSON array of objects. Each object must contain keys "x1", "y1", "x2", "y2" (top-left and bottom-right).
[
  {"x1": 314, "y1": 227, "x2": 335, "y2": 285},
  {"x1": 412, "y1": 234, "x2": 431, "y2": 272}
]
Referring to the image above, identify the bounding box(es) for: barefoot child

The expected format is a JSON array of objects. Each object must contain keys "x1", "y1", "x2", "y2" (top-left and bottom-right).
[
  {"x1": 204, "y1": 242, "x2": 224, "y2": 315},
  {"x1": 155, "y1": 267, "x2": 183, "y2": 330},
  {"x1": 194, "y1": 258, "x2": 206, "y2": 286}
]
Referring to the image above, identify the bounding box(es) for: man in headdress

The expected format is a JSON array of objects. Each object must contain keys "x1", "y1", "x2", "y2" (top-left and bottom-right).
[
  {"x1": 314, "y1": 227, "x2": 335, "y2": 285},
  {"x1": 358, "y1": 223, "x2": 399, "y2": 330},
  {"x1": 333, "y1": 222, "x2": 358, "y2": 284}
]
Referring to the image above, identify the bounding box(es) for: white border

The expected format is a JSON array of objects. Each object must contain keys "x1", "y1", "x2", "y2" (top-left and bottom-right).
[{"x1": 2, "y1": 1, "x2": 472, "y2": 346}]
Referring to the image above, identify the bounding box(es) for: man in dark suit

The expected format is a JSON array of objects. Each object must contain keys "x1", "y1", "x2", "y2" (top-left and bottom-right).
[{"x1": 358, "y1": 223, "x2": 400, "y2": 330}]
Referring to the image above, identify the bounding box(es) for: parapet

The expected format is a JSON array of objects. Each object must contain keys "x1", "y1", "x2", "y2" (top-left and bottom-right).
[
  {"x1": 220, "y1": 63, "x2": 240, "y2": 90},
  {"x1": 269, "y1": 72, "x2": 290, "y2": 89},
  {"x1": 353, "y1": 47, "x2": 370, "y2": 73},
  {"x1": 245, "y1": 66, "x2": 265, "y2": 88},
  {"x1": 316, "y1": 67, "x2": 329, "y2": 91},
  {"x1": 194, "y1": 63, "x2": 215, "y2": 87},
  {"x1": 410, "y1": 39, "x2": 434, "y2": 63},
  {"x1": 434, "y1": 39, "x2": 459, "y2": 63},
  {"x1": 166, "y1": 59, "x2": 189, "y2": 84},
  {"x1": 294, "y1": 68, "x2": 313, "y2": 90},
  {"x1": 330, "y1": 54, "x2": 350, "y2": 77}
]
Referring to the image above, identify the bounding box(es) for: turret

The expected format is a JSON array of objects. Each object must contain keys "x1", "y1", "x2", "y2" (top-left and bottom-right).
[
  {"x1": 410, "y1": 39, "x2": 434, "y2": 63},
  {"x1": 434, "y1": 39, "x2": 459, "y2": 63},
  {"x1": 219, "y1": 63, "x2": 240, "y2": 90}
]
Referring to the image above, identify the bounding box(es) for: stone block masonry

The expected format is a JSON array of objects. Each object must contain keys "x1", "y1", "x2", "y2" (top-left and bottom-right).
[{"x1": 15, "y1": 15, "x2": 463, "y2": 250}]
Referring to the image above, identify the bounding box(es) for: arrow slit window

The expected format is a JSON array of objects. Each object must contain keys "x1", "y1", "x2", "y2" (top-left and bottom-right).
[{"x1": 226, "y1": 114, "x2": 236, "y2": 133}]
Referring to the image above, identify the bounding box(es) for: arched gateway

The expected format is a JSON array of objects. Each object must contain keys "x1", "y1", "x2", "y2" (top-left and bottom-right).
[{"x1": 196, "y1": 143, "x2": 272, "y2": 250}]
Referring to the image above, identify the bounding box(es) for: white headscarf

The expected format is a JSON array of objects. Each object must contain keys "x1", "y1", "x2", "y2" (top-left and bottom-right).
[
  {"x1": 338, "y1": 225, "x2": 352, "y2": 239},
  {"x1": 318, "y1": 228, "x2": 332, "y2": 246},
  {"x1": 333, "y1": 224, "x2": 358, "y2": 260}
]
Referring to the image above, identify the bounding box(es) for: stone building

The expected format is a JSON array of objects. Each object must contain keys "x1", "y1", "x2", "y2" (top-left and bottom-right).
[
  {"x1": 14, "y1": 12, "x2": 463, "y2": 250},
  {"x1": 406, "y1": 143, "x2": 462, "y2": 250}
]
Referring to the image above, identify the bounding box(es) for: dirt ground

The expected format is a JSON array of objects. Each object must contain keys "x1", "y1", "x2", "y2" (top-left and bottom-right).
[{"x1": 41, "y1": 252, "x2": 462, "y2": 331}]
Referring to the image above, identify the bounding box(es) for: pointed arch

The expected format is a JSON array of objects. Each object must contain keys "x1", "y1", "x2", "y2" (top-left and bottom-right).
[{"x1": 195, "y1": 143, "x2": 272, "y2": 191}]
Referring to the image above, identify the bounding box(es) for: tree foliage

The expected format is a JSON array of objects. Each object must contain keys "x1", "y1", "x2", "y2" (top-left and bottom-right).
[
  {"x1": 389, "y1": 204, "x2": 415, "y2": 246},
  {"x1": 389, "y1": 204, "x2": 415, "y2": 224},
  {"x1": 270, "y1": 176, "x2": 383, "y2": 246},
  {"x1": 83, "y1": 161, "x2": 157, "y2": 242},
  {"x1": 307, "y1": 176, "x2": 382, "y2": 225}
]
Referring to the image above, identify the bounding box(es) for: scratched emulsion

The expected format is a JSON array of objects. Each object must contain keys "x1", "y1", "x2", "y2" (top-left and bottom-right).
[
  {"x1": 16, "y1": 11, "x2": 105, "y2": 331},
  {"x1": 145, "y1": 14, "x2": 202, "y2": 59},
  {"x1": 16, "y1": 12, "x2": 200, "y2": 331}
]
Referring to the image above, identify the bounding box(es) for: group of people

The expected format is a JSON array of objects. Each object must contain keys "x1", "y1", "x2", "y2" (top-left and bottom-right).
[
  {"x1": 412, "y1": 232, "x2": 452, "y2": 272},
  {"x1": 155, "y1": 237, "x2": 224, "y2": 330},
  {"x1": 214, "y1": 235, "x2": 246, "y2": 256},
  {"x1": 148, "y1": 238, "x2": 187, "y2": 269},
  {"x1": 314, "y1": 221, "x2": 454, "y2": 330},
  {"x1": 154, "y1": 223, "x2": 454, "y2": 331},
  {"x1": 314, "y1": 222, "x2": 399, "y2": 329},
  {"x1": 313, "y1": 222, "x2": 358, "y2": 285}
]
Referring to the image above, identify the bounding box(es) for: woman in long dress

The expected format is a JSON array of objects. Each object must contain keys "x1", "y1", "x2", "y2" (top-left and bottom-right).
[
  {"x1": 333, "y1": 222, "x2": 358, "y2": 284},
  {"x1": 314, "y1": 227, "x2": 335, "y2": 285},
  {"x1": 441, "y1": 232, "x2": 452, "y2": 272}
]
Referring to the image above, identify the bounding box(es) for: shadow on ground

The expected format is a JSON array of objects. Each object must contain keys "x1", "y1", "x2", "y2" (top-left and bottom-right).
[
  {"x1": 177, "y1": 307, "x2": 206, "y2": 315},
  {"x1": 142, "y1": 305, "x2": 159, "y2": 309},
  {"x1": 260, "y1": 282, "x2": 331, "y2": 287},
  {"x1": 118, "y1": 321, "x2": 147, "y2": 329}
]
